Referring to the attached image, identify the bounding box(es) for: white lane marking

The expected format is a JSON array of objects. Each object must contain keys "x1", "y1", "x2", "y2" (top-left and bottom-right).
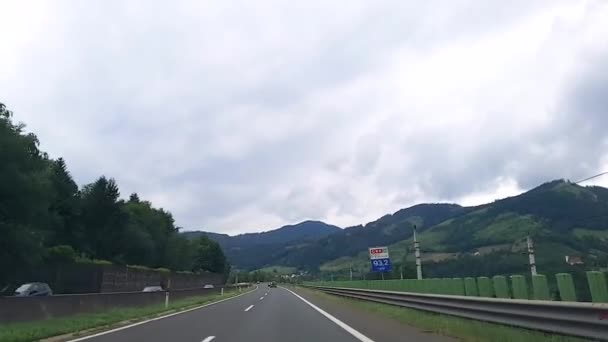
[
  {"x1": 282, "y1": 287, "x2": 375, "y2": 342},
  {"x1": 202, "y1": 336, "x2": 216, "y2": 342},
  {"x1": 244, "y1": 304, "x2": 255, "y2": 312},
  {"x1": 265, "y1": 292, "x2": 268, "y2": 296},
  {"x1": 259, "y1": 296, "x2": 264, "y2": 300},
  {"x1": 66, "y1": 286, "x2": 258, "y2": 342}
]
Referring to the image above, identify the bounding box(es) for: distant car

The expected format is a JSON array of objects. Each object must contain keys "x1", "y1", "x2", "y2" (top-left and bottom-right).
[
  {"x1": 14, "y1": 282, "x2": 53, "y2": 296},
  {"x1": 256, "y1": 281, "x2": 260, "y2": 284},
  {"x1": 268, "y1": 282, "x2": 277, "y2": 288},
  {"x1": 203, "y1": 284, "x2": 215, "y2": 289},
  {"x1": 142, "y1": 286, "x2": 164, "y2": 292}
]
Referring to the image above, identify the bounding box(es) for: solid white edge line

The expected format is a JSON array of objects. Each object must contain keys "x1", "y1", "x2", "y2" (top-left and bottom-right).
[
  {"x1": 282, "y1": 287, "x2": 375, "y2": 342},
  {"x1": 201, "y1": 336, "x2": 216, "y2": 342},
  {"x1": 244, "y1": 304, "x2": 254, "y2": 312},
  {"x1": 66, "y1": 286, "x2": 258, "y2": 342}
]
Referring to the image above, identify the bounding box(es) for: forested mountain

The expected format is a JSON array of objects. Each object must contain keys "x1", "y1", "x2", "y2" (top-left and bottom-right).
[
  {"x1": 187, "y1": 204, "x2": 467, "y2": 271},
  {"x1": 272, "y1": 203, "x2": 467, "y2": 270},
  {"x1": 182, "y1": 221, "x2": 341, "y2": 270},
  {"x1": 321, "y1": 180, "x2": 608, "y2": 286},
  {"x1": 182, "y1": 220, "x2": 341, "y2": 248},
  {"x1": 0, "y1": 103, "x2": 229, "y2": 287}
]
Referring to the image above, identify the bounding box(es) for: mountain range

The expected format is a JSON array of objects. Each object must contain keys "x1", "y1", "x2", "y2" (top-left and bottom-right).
[{"x1": 183, "y1": 180, "x2": 608, "y2": 278}]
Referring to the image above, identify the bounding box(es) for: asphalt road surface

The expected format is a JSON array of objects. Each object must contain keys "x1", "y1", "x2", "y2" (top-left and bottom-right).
[{"x1": 68, "y1": 285, "x2": 451, "y2": 342}]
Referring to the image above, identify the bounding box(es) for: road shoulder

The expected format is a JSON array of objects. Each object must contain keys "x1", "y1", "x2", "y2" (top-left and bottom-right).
[{"x1": 289, "y1": 286, "x2": 455, "y2": 342}]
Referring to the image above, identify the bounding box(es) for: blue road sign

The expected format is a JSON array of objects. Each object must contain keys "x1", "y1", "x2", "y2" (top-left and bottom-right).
[{"x1": 370, "y1": 258, "x2": 392, "y2": 272}]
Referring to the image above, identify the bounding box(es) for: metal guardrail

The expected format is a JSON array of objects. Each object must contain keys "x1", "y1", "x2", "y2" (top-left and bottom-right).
[{"x1": 305, "y1": 285, "x2": 608, "y2": 341}]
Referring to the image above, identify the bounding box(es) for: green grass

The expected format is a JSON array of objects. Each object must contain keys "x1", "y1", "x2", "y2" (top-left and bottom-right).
[
  {"x1": 474, "y1": 213, "x2": 543, "y2": 242},
  {"x1": 0, "y1": 289, "x2": 244, "y2": 342},
  {"x1": 304, "y1": 288, "x2": 588, "y2": 342}
]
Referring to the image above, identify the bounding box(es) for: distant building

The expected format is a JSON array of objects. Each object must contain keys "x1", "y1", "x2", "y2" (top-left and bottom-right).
[{"x1": 565, "y1": 256, "x2": 584, "y2": 265}]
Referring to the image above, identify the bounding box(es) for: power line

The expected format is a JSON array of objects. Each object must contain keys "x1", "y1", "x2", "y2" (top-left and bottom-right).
[{"x1": 575, "y1": 172, "x2": 608, "y2": 184}]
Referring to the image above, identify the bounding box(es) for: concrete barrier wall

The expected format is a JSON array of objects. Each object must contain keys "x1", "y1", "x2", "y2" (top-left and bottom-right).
[
  {"x1": 4, "y1": 264, "x2": 225, "y2": 295},
  {"x1": 0, "y1": 287, "x2": 223, "y2": 323},
  {"x1": 100, "y1": 266, "x2": 224, "y2": 293}
]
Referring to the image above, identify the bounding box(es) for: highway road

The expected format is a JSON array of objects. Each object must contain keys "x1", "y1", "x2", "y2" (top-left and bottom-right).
[{"x1": 68, "y1": 285, "x2": 451, "y2": 342}]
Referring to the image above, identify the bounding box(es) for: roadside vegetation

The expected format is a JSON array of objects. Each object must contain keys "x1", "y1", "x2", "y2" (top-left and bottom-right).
[
  {"x1": 0, "y1": 103, "x2": 229, "y2": 292},
  {"x1": 305, "y1": 289, "x2": 587, "y2": 342},
  {"x1": 0, "y1": 289, "x2": 245, "y2": 342}
]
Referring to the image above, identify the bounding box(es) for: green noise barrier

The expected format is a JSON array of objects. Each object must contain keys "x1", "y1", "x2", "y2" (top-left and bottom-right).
[
  {"x1": 477, "y1": 277, "x2": 494, "y2": 298},
  {"x1": 510, "y1": 275, "x2": 529, "y2": 300},
  {"x1": 587, "y1": 271, "x2": 608, "y2": 303},
  {"x1": 492, "y1": 276, "x2": 510, "y2": 299},
  {"x1": 531, "y1": 275, "x2": 550, "y2": 300},
  {"x1": 451, "y1": 278, "x2": 465, "y2": 296},
  {"x1": 464, "y1": 277, "x2": 478, "y2": 297},
  {"x1": 556, "y1": 273, "x2": 577, "y2": 302}
]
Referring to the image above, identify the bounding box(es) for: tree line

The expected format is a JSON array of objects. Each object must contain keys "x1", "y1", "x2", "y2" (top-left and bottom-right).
[{"x1": 0, "y1": 103, "x2": 229, "y2": 286}]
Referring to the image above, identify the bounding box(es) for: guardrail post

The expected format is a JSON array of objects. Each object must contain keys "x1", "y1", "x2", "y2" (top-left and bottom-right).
[
  {"x1": 532, "y1": 275, "x2": 550, "y2": 300},
  {"x1": 221, "y1": 287, "x2": 224, "y2": 296},
  {"x1": 464, "y1": 277, "x2": 478, "y2": 296},
  {"x1": 165, "y1": 291, "x2": 169, "y2": 309},
  {"x1": 556, "y1": 273, "x2": 577, "y2": 302},
  {"x1": 587, "y1": 271, "x2": 608, "y2": 303},
  {"x1": 511, "y1": 275, "x2": 529, "y2": 299},
  {"x1": 492, "y1": 276, "x2": 510, "y2": 298},
  {"x1": 477, "y1": 277, "x2": 493, "y2": 297}
]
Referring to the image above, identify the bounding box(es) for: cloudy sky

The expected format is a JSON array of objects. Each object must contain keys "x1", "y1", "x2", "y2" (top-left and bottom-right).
[{"x1": 2, "y1": 1, "x2": 608, "y2": 234}]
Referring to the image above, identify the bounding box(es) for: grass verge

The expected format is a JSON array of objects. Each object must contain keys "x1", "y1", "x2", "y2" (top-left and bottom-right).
[
  {"x1": 302, "y1": 288, "x2": 589, "y2": 342},
  {"x1": 0, "y1": 289, "x2": 246, "y2": 342}
]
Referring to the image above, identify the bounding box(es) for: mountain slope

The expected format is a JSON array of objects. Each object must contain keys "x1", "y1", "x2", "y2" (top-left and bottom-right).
[
  {"x1": 270, "y1": 203, "x2": 467, "y2": 270},
  {"x1": 181, "y1": 221, "x2": 341, "y2": 270},
  {"x1": 321, "y1": 180, "x2": 608, "y2": 280}
]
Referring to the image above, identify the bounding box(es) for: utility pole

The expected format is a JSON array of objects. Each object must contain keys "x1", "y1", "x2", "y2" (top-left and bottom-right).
[
  {"x1": 414, "y1": 225, "x2": 422, "y2": 280},
  {"x1": 527, "y1": 235, "x2": 537, "y2": 276}
]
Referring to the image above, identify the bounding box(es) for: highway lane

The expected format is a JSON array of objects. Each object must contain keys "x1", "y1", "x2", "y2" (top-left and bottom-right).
[{"x1": 68, "y1": 285, "x2": 450, "y2": 342}]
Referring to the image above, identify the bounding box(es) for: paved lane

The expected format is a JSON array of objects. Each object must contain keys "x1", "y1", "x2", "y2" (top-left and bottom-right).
[{"x1": 69, "y1": 285, "x2": 451, "y2": 342}]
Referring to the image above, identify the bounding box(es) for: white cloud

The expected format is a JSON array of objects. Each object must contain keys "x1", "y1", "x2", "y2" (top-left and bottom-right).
[{"x1": 1, "y1": 0, "x2": 608, "y2": 233}]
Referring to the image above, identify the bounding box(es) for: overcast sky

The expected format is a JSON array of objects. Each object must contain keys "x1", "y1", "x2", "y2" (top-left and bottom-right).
[{"x1": 2, "y1": 1, "x2": 608, "y2": 234}]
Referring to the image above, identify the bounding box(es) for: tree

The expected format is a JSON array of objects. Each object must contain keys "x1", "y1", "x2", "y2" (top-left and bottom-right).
[
  {"x1": 122, "y1": 200, "x2": 176, "y2": 267},
  {"x1": 0, "y1": 103, "x2": 230, "y2": 288},
  {"x1": 47, "y1": 158, "x2": 80, "y2": 247},
  {"x1": 79, "y1": 177, "x2": 128, "y2": 261},
  {"x1": 128, "y1": 193, "x2": 140, "y2": 203},
  {"x1": 0, "y1": 103, "x2": 51, "y2": 284},
  {"x1": 192, "y1": 236, "x2": 228, "y2": 274}
]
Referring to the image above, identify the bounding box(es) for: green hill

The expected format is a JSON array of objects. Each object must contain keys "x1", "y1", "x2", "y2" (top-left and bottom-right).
[
  {"x1": 181, "y1": 221, "x2": 341, "y2": 270},
  {"x1": 321, "y1": 180, "x2": 608, "y2": 281},
  {"x1": 271, "y1": 203, "x2": 466, "y2": 270}
]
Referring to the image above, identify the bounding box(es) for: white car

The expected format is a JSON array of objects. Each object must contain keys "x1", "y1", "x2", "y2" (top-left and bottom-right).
[
  {"x1": 203, "y1": 284, "x2": 215, "y2": 289},
  {"x1": 142, "y1": 286, "x2": 164, "y2": 292}
]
